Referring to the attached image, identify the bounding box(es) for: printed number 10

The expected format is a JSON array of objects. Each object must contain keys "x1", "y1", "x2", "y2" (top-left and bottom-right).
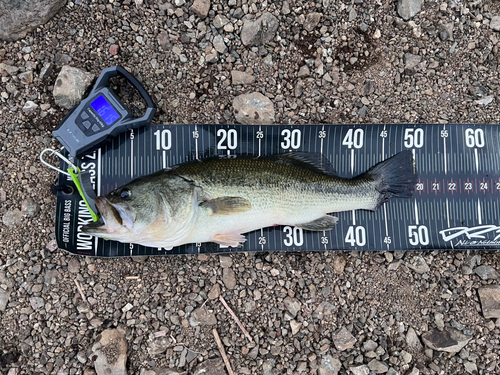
[{"x1": 154, "y1": 129, "x2": 172, "y2": 150}]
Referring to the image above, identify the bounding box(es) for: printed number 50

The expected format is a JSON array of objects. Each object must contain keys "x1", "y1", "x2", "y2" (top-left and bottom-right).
[{"x1": 408, "y1": 225, "x2": 429, "y2": 246}]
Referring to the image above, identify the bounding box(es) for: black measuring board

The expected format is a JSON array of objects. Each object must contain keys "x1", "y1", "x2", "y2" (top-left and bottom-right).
[{"x1": 54, "y1": 124, "x2": 500, "y2": 257}]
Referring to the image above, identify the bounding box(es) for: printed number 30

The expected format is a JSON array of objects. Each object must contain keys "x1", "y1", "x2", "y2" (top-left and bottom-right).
[
  {"x1": 283, "y1": 226, "x2": 303, "y2": 246},
  {"x1": 281, "y1": 129, "x2": 301, "y2": 149}
]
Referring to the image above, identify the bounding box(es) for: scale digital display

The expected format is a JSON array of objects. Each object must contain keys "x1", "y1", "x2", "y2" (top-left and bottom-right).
[{"x1": 90, "y1": 95, "x2": 120, "y2": 125}]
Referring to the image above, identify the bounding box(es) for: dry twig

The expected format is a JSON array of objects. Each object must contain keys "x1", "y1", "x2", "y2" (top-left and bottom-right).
[
  {"x1": 74, "y1": 279, "x2": 87, "y2": 303},
  {"x1": 219, "y1": 295, "x2": 253, "y2": 342},
  {"x1": 125, "y1": 276, "x2": 140, "y2": 280},
  {"x1": 212, "y1": 328, "x2": 235, "y2": 375}
]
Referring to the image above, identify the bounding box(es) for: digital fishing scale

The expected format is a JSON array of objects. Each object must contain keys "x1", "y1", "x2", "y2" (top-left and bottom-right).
[
  {"x1": 53, "y1": 123, "x2": 500, "y2": 257},
  {"x1": 52, "y1": 66, "x2": 156, "y2": 158}
]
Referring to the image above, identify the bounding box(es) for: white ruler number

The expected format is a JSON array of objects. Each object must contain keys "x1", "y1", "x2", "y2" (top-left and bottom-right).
[
  {"x1": 217, "y1": 129, "x2": 238, "y2": 150},
  {"x1": 281, "y1": 129, "x2": 301, "y2": 149},
  {"x1": 408, "y1": 225, "x2": 429, "y2": 246},
  {"x1": 154, "y1": 129, "x2": 172, "y2": 150},
  {"x1": 283, "y1": 226, "x2": 303, "y2": 246},
  {"x1": 404, "y1": 128, "x2": 424, "y2": 148},
  {"x1": 342, "y1": 129, "x2": 364, "y2": 149},
  {"x1": 465, "y1": 128, "x2": 485, "y2": 148},
  {"x1": 345, "y1": 226, "x2": 366, "y2": 246}
]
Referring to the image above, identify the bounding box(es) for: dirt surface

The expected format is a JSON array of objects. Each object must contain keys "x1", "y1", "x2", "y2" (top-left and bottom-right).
[{"x1": 1, "y1": 0, "x2": 500, "y2": 374}]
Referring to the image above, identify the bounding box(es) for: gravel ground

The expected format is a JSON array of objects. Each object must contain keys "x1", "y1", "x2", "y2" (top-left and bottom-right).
[{"x1": 1, "y1": 0, "x2": 500, "y2": 374}]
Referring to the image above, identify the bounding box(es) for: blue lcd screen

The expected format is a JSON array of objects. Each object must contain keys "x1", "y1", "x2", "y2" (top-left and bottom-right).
[{"x1": 90, "y1": 95, "x2": 120, "y2": 125}]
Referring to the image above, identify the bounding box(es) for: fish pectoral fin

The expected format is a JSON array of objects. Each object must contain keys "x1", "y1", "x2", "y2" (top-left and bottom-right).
[
  {"x1": 212, "y1": 233, "x2": 246, "y2": 247},
  {"x1": 296, "y1": 215, "x2": 339, "y2": 231},
  {"x1": 200, "y1": 196, "x2": 251, "y2": 216}
]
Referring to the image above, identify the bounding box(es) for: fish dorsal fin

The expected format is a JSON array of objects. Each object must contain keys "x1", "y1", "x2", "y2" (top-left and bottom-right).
[{"x1": 268, "y1": 152, "x2": 338, "y2": 176}]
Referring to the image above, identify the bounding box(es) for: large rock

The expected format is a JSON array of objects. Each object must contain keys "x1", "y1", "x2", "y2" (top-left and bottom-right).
[
  {"x1": 350, "y1": 365, "x2": 370, "y2": 375},
  {"x1": 304, "y1": 12, "x2": 322, "y2": 32},
  {"x1": 318, "y1": 355, "x2": 341, "y2": 375},
  {"x1": 53, "y1": 66, "x2": 95, "y2": 109},
  {"x1": 190, "y1": 0, "x2": 210, "y2": 19},
  {"x1": 240, "y1": 12, "x2": 279, "y2": 46},
  {"x1": 283, "y1": 296, "x2": 301, "y2": 318},
  {"x1": 332, "y1": 327, "x2": 356, "y2": 351},
  {"x1": 222, "y1": 268, "x2": 236, "y2": 289},
  {"x1": 193, "y1": 358, "x2": 225, "y2": 375},
  {"x1": 0, "y1": 288, "x2": 10, "y2": 311},
  {"x1": 397, "y1": 0, "x2": 422, "y2": 20},
  {"x1": 233, "y1": 92, "x2": 275, "y2": 125},
  {"x1": 474, "y1": 265, "x2": 499, "y2": 280},
  {"x1": 406, "y1": 327, "x2": 423, "y2": 350},
  {"x1": 91, "y1": 328, "x2": 128, "y2": 375},
  {"x1": 491, "y1": 16, "x2": 500, "y2": 31},
  {"x1": 147, "y1": 336, "x2": 170, "y2": 356},
  {"x1": 407, "y1": 255, "x2": 430, "y2": 274},
  {"x1": 2, "y1": 209, "x2": 23, "y2": 227},
  {"x1": 313, "y1": 301, "x2": 335, "y2": 319},
  {"x1": 231, "y1": 70, "x2": 255, "y2": 85},
  {"x1": 367, "y1": 359, "x2": 388, "y2": 374},
  {"x1": 421, "y1": 327, "x2": 472, "y2": 353},
  {"x1": 0, "y1": 0, "x2": 67, "y2": 42},
  {"x1": 189, "y1": 307, "x2": 217, "y2": 326},
  {"x1": 478, "y1": 285, "x2": 500, "y2": 318},
  {"x1": 0, "y1": 63, "x2": 19, "y2": 76},
  {"x1": 140, "y1": 369, "x2": 186, "y2": 375}
]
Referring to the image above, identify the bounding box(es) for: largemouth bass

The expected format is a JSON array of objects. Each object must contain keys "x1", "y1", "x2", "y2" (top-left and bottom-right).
[{"x1": 83, "y1": 151, "x2": 417, "y2": 248}]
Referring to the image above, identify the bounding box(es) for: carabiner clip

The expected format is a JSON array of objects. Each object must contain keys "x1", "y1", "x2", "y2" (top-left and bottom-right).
[
  {"x1": 40, "y1": 148, "x2": 100, "y2": 222},
  {"x1": 40, "y1": 149, "x2": 77, "y2": 176}
]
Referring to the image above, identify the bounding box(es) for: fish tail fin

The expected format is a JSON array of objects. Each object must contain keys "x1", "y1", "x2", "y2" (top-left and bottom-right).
[{"x1": 366, "y1": 150, "x2": 417, "y2": 210}]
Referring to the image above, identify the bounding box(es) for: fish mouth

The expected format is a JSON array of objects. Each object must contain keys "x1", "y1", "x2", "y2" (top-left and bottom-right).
[{"x1": 82, "y1": 197, "x2": 123, "y2": 234}]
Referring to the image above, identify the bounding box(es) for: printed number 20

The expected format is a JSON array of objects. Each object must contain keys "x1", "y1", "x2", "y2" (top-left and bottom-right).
[{"x1": 217, "y1": 129, "x2": 237, "y2": 150}]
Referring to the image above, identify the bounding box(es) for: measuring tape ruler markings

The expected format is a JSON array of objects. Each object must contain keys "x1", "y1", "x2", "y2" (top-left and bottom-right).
[
  {"x1": 57, "y1": 123, "x2": 500, "y2": 257},
  {"x1": 101, "y1": 125, "x2": 500, "y2": 258}
]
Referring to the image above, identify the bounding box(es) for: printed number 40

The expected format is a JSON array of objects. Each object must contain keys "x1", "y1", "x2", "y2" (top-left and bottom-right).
[
  {"x1": 343, "y1": 129, "x2": 364, "y2": 149},
  {"x1": 345, "y1": 226, "x2": 366, "y2": 246},
  {"x1": 408, "y1": 225, "x2": 429, "y2": 246}
]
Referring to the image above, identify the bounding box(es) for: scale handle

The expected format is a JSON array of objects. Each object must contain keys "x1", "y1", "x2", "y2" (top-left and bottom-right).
[{"x1": 94, "y1": 66, "x2": 156, "y2": 128}]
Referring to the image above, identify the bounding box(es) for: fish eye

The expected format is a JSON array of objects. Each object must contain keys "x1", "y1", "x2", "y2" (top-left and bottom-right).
[{"x1": 120, "y1": 188, "x2": 131, "y2": 200}]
